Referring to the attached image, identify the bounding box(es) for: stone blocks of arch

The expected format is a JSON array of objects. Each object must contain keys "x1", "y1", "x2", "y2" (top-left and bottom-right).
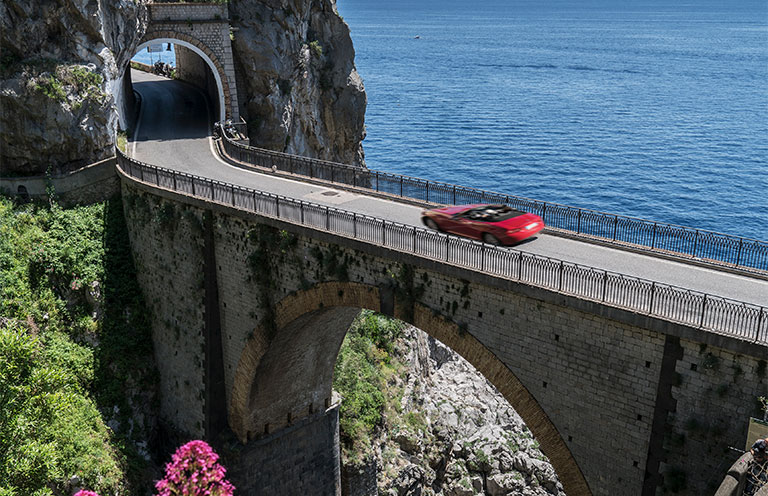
[
  {"x1": 138, "y1": 28, "x2": 239, "y2": 122},
  {"x1": 228, "y1": 281, "x2": 591, "y2": 496}
]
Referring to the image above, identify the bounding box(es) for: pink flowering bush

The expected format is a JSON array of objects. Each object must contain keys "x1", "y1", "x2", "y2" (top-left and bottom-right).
[
  {"x1": 155, "y1": 440, "x2": 235, "y2": 496},
  {"x1": 74, "y1": 491, "x2": 100, "y2": 496}
]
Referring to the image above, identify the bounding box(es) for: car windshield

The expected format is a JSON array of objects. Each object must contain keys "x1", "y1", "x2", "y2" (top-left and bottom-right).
[{"x1": 463, "y1": 205, "x2": 525, "y2": 222}]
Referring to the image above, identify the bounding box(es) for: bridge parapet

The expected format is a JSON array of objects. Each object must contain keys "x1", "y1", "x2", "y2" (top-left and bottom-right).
[
  {"x1": 149, "y1": 2, "x2": 229, "y2": 22},
  {"x1": 217, "y1": 132, "x2": 768, "y2": 274},
  {"x1": 116, "y1": 149, "x2": 768, "y2": 346}
]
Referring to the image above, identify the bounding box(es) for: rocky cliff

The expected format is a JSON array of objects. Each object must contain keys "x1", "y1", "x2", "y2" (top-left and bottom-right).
[
  {"x1": 339, "y1": 322, "x2": 566, "y2": 496},
  {"x1": 230, "y1": 0, "x2": 367, "y2": 166},
  {"x1": 0, "y1": 0, "x2": 146, "y2": 175},
  {"x1": 1, "y1": 0, "x2": 366, "y2": 175}
]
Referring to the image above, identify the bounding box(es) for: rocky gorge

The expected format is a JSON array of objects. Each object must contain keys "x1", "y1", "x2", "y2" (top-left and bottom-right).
[{"x1": 337, "y1": 316, "x2": 565, "y2": 496}]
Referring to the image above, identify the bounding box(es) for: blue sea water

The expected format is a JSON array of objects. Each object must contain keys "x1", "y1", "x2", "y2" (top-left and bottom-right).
[
  {"x1": 337, "y1": 0, "x2": 768, "y2": 241},
  {"x1": 131, "y1": 46, "x2": 176, "y2": 66}
]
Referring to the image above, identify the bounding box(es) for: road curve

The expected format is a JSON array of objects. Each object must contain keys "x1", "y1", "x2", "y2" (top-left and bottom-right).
[{"x1": 130, "y1": 70, "x2": 768, "y2": 308}]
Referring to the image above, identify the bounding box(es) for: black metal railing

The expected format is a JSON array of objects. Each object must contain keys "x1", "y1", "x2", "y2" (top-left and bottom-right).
[
  {"x1": 116, "y1": 149, "x2": 767, "y2": 345},
  {"x1": 217, "y1": 130, "x2": 768, "y2": 274}
]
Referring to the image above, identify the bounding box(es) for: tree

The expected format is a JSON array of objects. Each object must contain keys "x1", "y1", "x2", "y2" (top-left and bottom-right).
[{"x1": 155, "y1": 440, "x2": 234, "y2": 496}]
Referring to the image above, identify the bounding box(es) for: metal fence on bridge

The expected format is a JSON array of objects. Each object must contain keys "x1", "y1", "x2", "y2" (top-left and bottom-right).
[
  {"x1": 117, "y1": 150, "x2": 767, "y2": 345},
  {"x1": 217, "y1": 131, "x2": 768, "y2": 274}
]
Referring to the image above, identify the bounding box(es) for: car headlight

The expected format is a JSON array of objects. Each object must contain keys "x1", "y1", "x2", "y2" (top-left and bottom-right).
[{"x1": 524, "y1": 222, "x2": 539, "y2": 230}]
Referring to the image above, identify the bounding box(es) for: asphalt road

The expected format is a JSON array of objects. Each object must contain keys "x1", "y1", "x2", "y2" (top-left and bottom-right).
[{"x1": 130, "y1": 70, "x2": 768, "y2": 308}]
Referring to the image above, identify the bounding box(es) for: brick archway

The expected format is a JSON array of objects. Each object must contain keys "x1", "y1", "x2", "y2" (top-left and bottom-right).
[
  {"x1": 229, "y1": 281, "x2": 591, "y2": 495},
  {"x1": 135, "y1": 31, "x2": 233, "y2": 121}
]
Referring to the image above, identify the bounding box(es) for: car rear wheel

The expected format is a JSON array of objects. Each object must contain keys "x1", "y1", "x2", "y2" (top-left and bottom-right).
[
  {"x1": 423, "y1": 218, "x2": 439, "y2": 231},
  {"x1": 483, "y1": 233, "x2": 501, "y2": 246}
]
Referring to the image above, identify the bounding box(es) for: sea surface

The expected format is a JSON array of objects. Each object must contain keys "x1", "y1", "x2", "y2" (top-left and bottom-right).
[{"x1": 337, "y1": 0, "x2": 768, "y2": 241}]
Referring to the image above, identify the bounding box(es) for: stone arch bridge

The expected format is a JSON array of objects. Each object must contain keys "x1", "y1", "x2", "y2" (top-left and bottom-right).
[
  {"x1": 117, "y1": 2, "x2": 239, "y2": 127},
  {"x1": 116, "y1": 152, "x2": 767, "y2": 496}
]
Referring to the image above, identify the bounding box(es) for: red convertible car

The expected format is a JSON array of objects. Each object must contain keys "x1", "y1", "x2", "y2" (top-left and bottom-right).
[{"x1": 421, "y1": 204, "x2": 544, "y2": 245}]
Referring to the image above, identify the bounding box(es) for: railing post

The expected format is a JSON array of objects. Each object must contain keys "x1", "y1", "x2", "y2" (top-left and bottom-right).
[
  {"x1": 612, "y1": 215, "x2": 618, "y2": 241},
  {"x1": 192, "y1": 177, "x2": 196, "y2": 196},
  {"x1": 376, "y1": 171, "x2": 380, "y2": 191},
  {"x1": 400, "y1": 176, "x2": 403, "y2": 197},
  {"x1": 693, "y1": 230, "x2": 699, "y2": 257},
  {"x1": 558, "y1": 261, "x2": 564, "y2": 291},
  {"x1": 412, "y1": 226, "x2": 417, "y2": 252},
  {"x1": 425, "y1": 182, "x2": 429, "y2": 202},
  {"x1": 353, "y1": 213, "x2": 357, "y2": 238},
  {"x1": 173, "y1": 173, "x2": 177, "y2": 191},
  {"x1": 382, "y1": 219, "x2": 386, "y2": 246},
  {"x1": 326, "y1": 206, "x2": 330, "y2": 230},
  {"x1": 481, "y1": 244, "x2": 485, "y2": 272},
  {"x1": 756, "y1": 308, "x2": 764, "y2": 342},
  {"x1": 602, "y1": 271, "x2": 608, "y2": 301},
  {"x1": 276, "y1": 197, "x2": 280, "y2": 217},
  {"x1": 253, "y1": 191, "x2": 257, "y2": 212},
  {"x1": 300, "y1": 202, "x2": 304, "y2": 224},
  {"x1": 651, "y1": 223, "x2": 657, "y2": 249},
  {"x1": 231, "y1": 185, "x2": 236, "y2": 205},
  {"x1": 445, "y1": 235, "x2": 449, "y2": 261},
  {"x1": 542, "y1": 203, "x2": 547, "y2": 224},
  {"x1": 518, "y1": 251, "x2": 523, "y2": 280},
  {"x1": 577, "y1": 209, "x2": 582, "y2": 233},
  {"x1": 331, "y1": 166, "x2": 334, "y2": 183},
  {"x1": 453, "y1": 185, "x2": 457, "y2": 205},
  {"x1": 699, "y1": 295, "x2": 707, "y2": 328},
  {"x1": 649, "y1": 282, "x2": 656, "y2": 314},
  {"x1": 736, "y1": 239, "x2": 743, "y2": 266},
  {"x1": 140, "y1": 166, "x2": 144, "y2": 182}
]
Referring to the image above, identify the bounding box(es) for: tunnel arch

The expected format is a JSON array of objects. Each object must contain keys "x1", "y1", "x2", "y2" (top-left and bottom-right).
[
  {"x1": 229, "y1": 281, "x2": 591, "y2": 495},
  {"x1": 132, "y1": 32, "x2": 232, "y2": 122}
]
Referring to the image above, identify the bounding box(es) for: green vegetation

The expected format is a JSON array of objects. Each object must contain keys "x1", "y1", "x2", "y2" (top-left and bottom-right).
[
  {"x1": 333, "y1": 311, "x2": 406, "y2": 464},
  {"x1": 308, "y1": 40, "x2": 323, "y2": 58},
  {"x1": 33, "y1": 64, "x2": 105, "y2": 110},
  {"x1": 117, "y1": 130, "x2": 128, "y2": 153},
  {"x1": 0, "y1": 196, "x2": 157, "y2": 494}
]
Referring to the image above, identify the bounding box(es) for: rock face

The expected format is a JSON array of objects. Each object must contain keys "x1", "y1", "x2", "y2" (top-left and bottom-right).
[
  {"x1": 358, "y1": 326, "x2": 566, "y2": 496},
  {"x1": 1, "y1": 0, "x2": 367, "y2": 175},
  {"x1": 230, "y1": 0, "x2": 367, "y2": 166},
  {"x1": 0, "y1": 0, "x2": 147, "y2": 175}
]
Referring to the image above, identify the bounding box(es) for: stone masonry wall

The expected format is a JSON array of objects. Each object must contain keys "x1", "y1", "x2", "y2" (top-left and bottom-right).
[
  {"x1": 175, "y1": 44, "x2": 219, "y2": 114},
  {"x1": 224, "y1": 404, "x2": 342, "y2": 495},
  {"x1": 145, "y1": 3, "x2": 238, "y2": 120},
  {"x1": 122, "y1": 183, "x2": 207, "y2": 438},
  {"x1": 120, "y1": 176, "x2": 766, "y2": 496},
  {"x1": 662, "y1": 339, "x2": 767, "y2": 495}
]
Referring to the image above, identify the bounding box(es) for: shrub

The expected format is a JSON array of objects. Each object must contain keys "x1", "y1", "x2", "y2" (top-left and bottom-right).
[{"x1": 155, "y1": 440, "x2": 234, "y2": 496}]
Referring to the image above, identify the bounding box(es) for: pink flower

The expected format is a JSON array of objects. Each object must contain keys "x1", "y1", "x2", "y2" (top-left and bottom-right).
[
  {"x1": 74, "y1": 491, "x2": 100, "y2": 496},
  {"x1": 155, "y1": 440, "x2": 235, "y2": 496}
]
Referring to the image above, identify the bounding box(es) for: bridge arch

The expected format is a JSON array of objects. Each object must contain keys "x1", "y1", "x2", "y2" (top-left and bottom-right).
[
  {"x1": 228, "y1": 281, "x2": 591, "y2": 495},
  {"x1": 133, "y1": 31, "x2": 232, "y2": 122}
]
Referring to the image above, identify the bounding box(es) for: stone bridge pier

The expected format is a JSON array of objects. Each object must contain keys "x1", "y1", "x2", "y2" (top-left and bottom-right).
[{"x1": 120, "y1": 173, "x2": 767, "y2": 496}]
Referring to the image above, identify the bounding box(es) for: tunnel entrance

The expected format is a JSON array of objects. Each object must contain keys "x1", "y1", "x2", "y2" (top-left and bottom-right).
[{"x1": 115, "y1": 36, "x2": 231, "y2": 138}]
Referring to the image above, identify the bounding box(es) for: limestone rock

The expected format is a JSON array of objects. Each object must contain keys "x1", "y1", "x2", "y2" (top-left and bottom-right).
[
  {"x1": 1, "y1": 0, "x2": 366, "y2": 176},
  {"x1": 0, "y1": 0, "x2": 147, "y2": 175},
  {"x1": 230, "y1": 0, "x2": 366, "y2": 166},
  {"x1": 360, "y1": 326, "x2": 566, "y2": 496}
]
